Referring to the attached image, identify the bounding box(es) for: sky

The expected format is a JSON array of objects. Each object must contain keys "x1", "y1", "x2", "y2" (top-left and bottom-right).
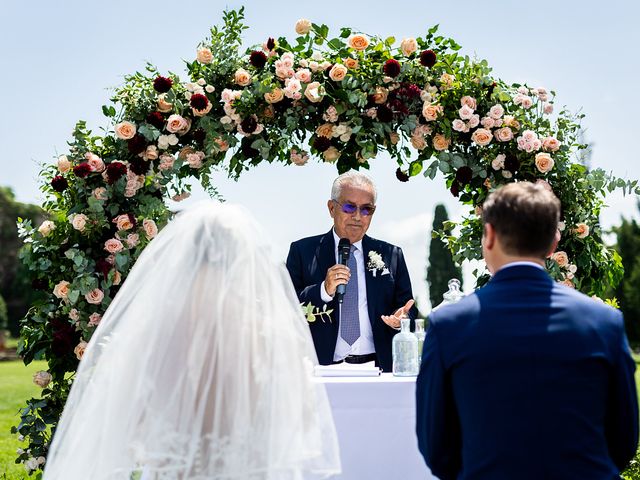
[{"x1": 1, "y1": 0, "x2": 639, "y2": 311}]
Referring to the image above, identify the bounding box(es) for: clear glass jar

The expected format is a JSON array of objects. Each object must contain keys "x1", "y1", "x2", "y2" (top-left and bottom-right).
[
  {"x1": 414, "y1": 318, "x2": 426, "y2": 358},
  {"x1": 392, "y1": 317, "x2": 419, "y2": 376}
]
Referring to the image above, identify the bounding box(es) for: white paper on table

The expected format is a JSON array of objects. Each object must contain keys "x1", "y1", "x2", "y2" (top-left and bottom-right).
[{"x1": 314, "y1": 361, "x2": 381, "y2": 377}]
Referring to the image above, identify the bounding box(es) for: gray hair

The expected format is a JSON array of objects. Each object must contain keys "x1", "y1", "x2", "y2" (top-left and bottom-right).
[{"x1": 330, "y1": 171, "x2": 377, "y2": 203}]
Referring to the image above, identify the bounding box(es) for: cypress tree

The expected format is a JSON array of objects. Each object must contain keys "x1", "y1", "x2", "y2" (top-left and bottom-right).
[{"x1": 427, "y1": 204, "x2": 463, "y2": 308}]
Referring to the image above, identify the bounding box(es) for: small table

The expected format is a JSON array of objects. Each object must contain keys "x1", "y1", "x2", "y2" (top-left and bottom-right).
[{"x1": 315, "y1": 373, "x2": 436, "y2": 480}]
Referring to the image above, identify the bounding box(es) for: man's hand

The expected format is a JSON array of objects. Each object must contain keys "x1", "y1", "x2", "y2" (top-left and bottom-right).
[
  {"x1": 381, "y1": 299, "x2": 415, "y2": 329},
  {"x1": 324, "y1": 264, "x2": 351, "y2": 297}
]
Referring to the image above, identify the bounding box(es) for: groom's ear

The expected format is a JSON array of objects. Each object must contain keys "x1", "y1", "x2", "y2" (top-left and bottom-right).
[{"x1": 483, "y1": 223, "x2": 495, "y2": 250}]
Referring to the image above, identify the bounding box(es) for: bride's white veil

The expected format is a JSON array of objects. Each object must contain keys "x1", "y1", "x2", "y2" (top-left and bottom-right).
[{"x1": 43, "y1": 201, "x2": 341, "y2": 479}]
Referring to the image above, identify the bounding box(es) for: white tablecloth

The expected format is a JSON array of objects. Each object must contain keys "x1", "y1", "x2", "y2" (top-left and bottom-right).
[{"x1": 315, "y1": 373, "x2": 436, "y2": 480}]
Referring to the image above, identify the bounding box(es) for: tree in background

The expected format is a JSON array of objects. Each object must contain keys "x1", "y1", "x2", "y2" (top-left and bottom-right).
[
  {"x1": 0, "y1": 187, "x2": 45, "y2": 336},
  {"x1": 612, "y1": 203, "x2": 640, "y2": 344},
  {"x1": 427, "y1": 204, "x2": 463, "y2": 308}
]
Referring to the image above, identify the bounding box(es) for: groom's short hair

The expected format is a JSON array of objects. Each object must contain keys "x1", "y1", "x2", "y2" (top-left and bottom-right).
[{"x1": 482, "y1": 182, "x2": 560, "y2": 258}]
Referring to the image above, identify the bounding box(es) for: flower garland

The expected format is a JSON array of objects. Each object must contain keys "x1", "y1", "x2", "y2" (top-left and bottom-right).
[{"x1": 12, "y1": 7, "x2": 636, "y2": 472}]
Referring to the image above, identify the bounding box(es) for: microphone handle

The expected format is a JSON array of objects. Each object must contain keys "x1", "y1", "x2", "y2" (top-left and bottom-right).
[{"x1": 335, "y1": 251, "x2": 348, "y2": 302}]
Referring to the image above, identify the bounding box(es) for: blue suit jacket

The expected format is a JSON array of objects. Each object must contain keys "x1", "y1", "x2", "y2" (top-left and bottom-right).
[
  {"x1": 416, "y1": 265, "x2": 639, "y2": 480},
  {"x1": 286, "y1": 230, "x2": 416, "y2": 372}
]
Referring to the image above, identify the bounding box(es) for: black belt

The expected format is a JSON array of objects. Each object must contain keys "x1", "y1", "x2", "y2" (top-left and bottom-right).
[{"x1": 333, "y1": 353, "x2": 377, "y2": 365}]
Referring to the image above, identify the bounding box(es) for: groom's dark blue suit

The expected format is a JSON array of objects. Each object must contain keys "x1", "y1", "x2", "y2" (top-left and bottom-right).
[
  {"x1": 416, "y1": 265, "x2": 639, "y2": 480},
  {"x1": 286, "y1": 230, "x2": 416, "y2": 372}
]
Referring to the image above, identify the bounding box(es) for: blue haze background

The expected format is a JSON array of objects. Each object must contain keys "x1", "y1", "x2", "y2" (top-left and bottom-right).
[{"x1": 1, "y1": 0, "x2": 638, "y2": 311}]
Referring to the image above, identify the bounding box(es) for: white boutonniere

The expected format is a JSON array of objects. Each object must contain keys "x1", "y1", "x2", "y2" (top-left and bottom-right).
[{"x1": 367, "y1": 250, "x2": 389, "y2": 277}]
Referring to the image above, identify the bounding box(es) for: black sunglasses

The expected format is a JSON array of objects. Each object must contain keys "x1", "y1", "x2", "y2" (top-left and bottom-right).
[{"x1": 333, "y1": 200, "x2": 376, "y2": 217}]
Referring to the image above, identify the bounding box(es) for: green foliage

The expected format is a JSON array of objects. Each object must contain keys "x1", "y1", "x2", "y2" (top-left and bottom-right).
[
  {"x1": 0, "y1": 294, "x2": 7, "y2": 331},
  {"x1": 427, "y1": 205, "x2": 462, "y2": 307}
]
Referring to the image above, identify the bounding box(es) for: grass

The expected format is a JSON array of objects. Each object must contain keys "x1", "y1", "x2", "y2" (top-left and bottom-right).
[{"x1": 0, "y1": 360, "x2": 46, "y2": 480}]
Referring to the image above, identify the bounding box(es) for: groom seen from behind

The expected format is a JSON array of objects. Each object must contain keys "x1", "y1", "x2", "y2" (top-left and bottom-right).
[
  {"x1": 286, "y1": 171, "x2": 417, "y2": 372},
  {"x1": 416, "y1": 182, "x2": 639, "y2": 480}
]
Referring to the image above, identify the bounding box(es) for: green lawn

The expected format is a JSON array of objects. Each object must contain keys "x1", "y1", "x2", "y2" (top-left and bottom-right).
[{"x1": 0, "y1": 360, "x2": 46, "y2": 480}]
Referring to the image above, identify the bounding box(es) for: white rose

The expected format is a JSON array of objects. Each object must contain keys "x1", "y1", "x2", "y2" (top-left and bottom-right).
[
  {"x1": 295, "y1": 18, "x2": 312, "y2": 35},
  {"x1": 38, "y1": 220, "x2": 56, "y2": 237}
]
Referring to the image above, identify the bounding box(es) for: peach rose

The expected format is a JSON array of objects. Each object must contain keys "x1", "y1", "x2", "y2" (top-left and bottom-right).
[
  {"x1": 389, "y1": 132, "x2": 400, "y2": 145},
  {"x1": 57, "y1": 155, "x2": 71, "y2": 173},
  {"x1": 439, "y1": 73, "x2": 455, "y2": 89},
  {"x1": 552, "y1": 251, "x2": 569, "y2": 268},
  {"x1": 432, "y1": 134, "x2": 451, "y2": 151},
  {"x1": 304, "y1": 82, "x2": 324, "y2": 103},
  {"x1": 143, "y1": 219, "x2": 158, "y2": 239},
  {"x1": 295, "y1": 18, "x2": 312, "y2": 35},
  {"x1": 88, "y1": 313, "x2": 102, "y2": 326},
  {"x1": 157, "y1": 95, "x2": 173, "y2": 113},
  {"x1": 348, "y1": 34, "x2": 370, "y2": 51},
  {"x1": 196, "y1": 47, "x2": 213, "y2": 64},
  {"x1": 159, "y1": 153, "x2": 175, "y2": 171},
  {"x1": 316, "y1": 123, "x2": 335, "y2": 138},
  {"x1": 38, "y1": 220, "x2": 56, "y2": 237},
  {"x1": 411, "y1": 134, "x2": 427, "y2": 150},
  {"x1": 53, "y1": 281, "x2": 70, "y2": 300},
  {"x1": 503, "y1": 115, "x2": 520, "y2": 129},
  {"x1": 264, "y1": 88, "x2": 285, "y2": 104},
  {"x1": 323, "y1": 146, "x2": 341, "y2": 163},
  {"x1": 33, "y1": 371, "x2": 52, "y2": 388},
  {"x1": 92, "y1": 187, "x2": 107, "y2": 201},
  {"x1": 234, "y1": 68, "x2": 252, "y2": 86},
  {"x1": 372, "y1": 86, "x2": 389, "y2": 104},
  {"x1": 494, "y1": 127, "x2": 514, "y2": 142},
  {"x1": 460, "y1": 96, "x2": 477, "y2": 110},
  {"x1": 115, "y1": 121, "x2": 136, "y2": 140},
  {"x1": 74, "y1": 341, "x2": 88, "y2": 360},
  {"x1": 166, "y1": 114, "x2": 190, "y2": 135},
  {"x1": 422, "y1": 103, "x2": 442, "y2": 121},
  {"x1": 112, "y1": 270, "x2": 122, "y2": 286},
  {"x1": 71, "y1": 214, "x2": 88, "y2": 232},
  {"x1": 329, "y1": 64, "x2": 348, "y2": 82},
  {"x1": 535, "y1": 152, "x2": 554, "y2": 173},
  {"x1": 344, "y1": 57, "x2": 359, "y2": 69},
  {"x1": 113, "y1": 214, "x2": 134, "y2": 231},
  {"x1": 104, "y1": 238, "x2": 124, "y2": 254},
  {"x1": 560, "y1": 279, "x2": 575, "y2": 288},
  {"x1": 471, "y1": 128, "x2": 492, "y2": 146},
  {"x1": 85, "y1": 289, "x2": 104, "y2": 305},
  {"x1": 543, "y1": 136, "x2": 561, "y2": 152},
  {"x1": 400, "y1": 38, "x2": 418, "y2": 56},
  {"x1": 214, "y1": 138, "x2": 230, "y2": 152},
  {"x1": 574, "y1": 223, "x2": 590, "y2": 239}
]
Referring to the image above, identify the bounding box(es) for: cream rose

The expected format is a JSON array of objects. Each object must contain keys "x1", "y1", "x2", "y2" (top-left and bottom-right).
[
  {"x1": 316, "y1": 123, "x2": 335, "y2": 138},
  {"x1": 422, "y1": 103, "x2": 441, "y2": 121},
  {"x1": 264, "y1": 88, "x2": 285, "y2": 104},
  {"x1": 68, "y1": 308, "x2": 80, "y2": 321},
  {"x1": 104, "y1": 238, "x2": 124, "y2": 254},
  {"x1": 535, "y1": 152, "x2": 554, "y2": 173},
  {"x1": 295, "y1": 18, "x2": 312, "y2": 35},
  {"x1": 552, "y1": 251, "x2": 569, "y2": 268},
  {"x1": 323, "y1": 146, "x2": 341, "y2": 163},
  {"x1": 85, "y1": 289, "x2": 104, "y2": 305},
  {"x1": 57, "y1": 155, "x2": 71, "y2": 173},
  {"x1": 38, "y1": 220, "x2": 56, "y2": 237},
  {"x1": 53, "y1": 281, "x2": 70, "y2": 300},
  {"x1": 400, "y1": 38, "x2": 418, "y2": 56},
  {"x1": 234, "y1": 68, "x2": 252, "y2": 86},
  {"x1": 304, "y1": 82, "x2": 324, "y2": 103},
  {"x1": 348, "y1": 34, "x2": 369, "y2": 51},
  {"x1": 471, "y1": 128, "x2": 493, "y2": 146},
  {"x1": 329, "y1": 64, "x2": 348, "y2": 82},
  {"x1": 196, "y1": 47, "x2": 213, "y2": 64},
  {"x1": 33, "y1": 371, "x2": 52, "y2": 388},
  {"x1": 126, "y1": 233, "x2": 140, "y2": 248},
  {"x1": 115, "y1": 121, "x2": 136, "y2": 140},
  {"x1": 157, "y1": 95, "x2": 173, "y2": 113},
  {"x1": 143, "y1": 219, "x2": 158, "y2": 239},
  {"x1": 574, "y1": 223, "x2": 590, "y2": 239},
  {"x1": 74, "y1": 341, "x2": 88, "y2": 360},
  {"x1": 432, "y1": 134, "x2": 451, "y2": 151},
  {"x1": 494, "y1": 127, "x2": 514, "y2": 142},
  {"x1": 71, "y1": 214, "x2": 88, "y2": 232}
]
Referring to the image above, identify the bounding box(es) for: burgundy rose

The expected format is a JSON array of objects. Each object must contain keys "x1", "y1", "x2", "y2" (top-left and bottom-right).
[
  {"x1": 129, "y1": 158, "x2": 148, "y2": 176},
  {"x1": 127, "y1": 134, "x2": 147, "y2": 155},
  {"x1": 486, "y1": 81, "x2": 497, "y2": 99},
  {"x1": 146, "y1": 111, "x2": 165, "y2": 129},
  {"x1": 504, "y1": 154, "x2": 520, "y2": 173},
  {"x1": 455, "y1": 166, "x2": 473, "y2": 186},
  {"x1": 50, "y1": 317, "x2": 80, "y2": 357},
  {"x1": 266, "y1": 37, "x2": 276, "y2": 50},
  {"x1": 192, "y1": 128, "x2": 206, "y2": 145},
  {"x1": 153, "y1": 76, "x2": 173, "y2": 93},
  {"x1": 96, "y1": 258, "x2": 113, "y2": 279},
  {"x1": 51, "y1": 176, "x2": 68, "y2": 192},
  {"x1": 31, "y1": 278, "x2": 48, "y2": 290},
  {"x1": 396, "y1": 168, "x2": 410, "y2": 182},
  {"x1": 450, "y1": 181, "x2": 460, "y2": 197},
  {"x1": 190, "y1": 93, "x2": 209, "y2": 111},
  {"x1": 383, "y1": 59, "x2": 401, "y2": 78},
  {"x1": 420, "y1": 50, "x2": 437, "y2": 68},
  {"x1": 240, "y1": 136, "x2": 260, "y2": 158},
  {"x1": 105, "y1": 162, "x2": 127, "y2": 184},
  {"x1": 313, "y1": 136, "x2": 332, "y2": 152},
  {"x1": 376, "y1": 104, "x2": 393, "y2": 123},
  {"x1": 398, "y1": 83, "x2": 421, "y2": 99},
  {"x1": 73, "y1": 162, "x2": 92, "y2": 178},
  {"x1": 388, "y1": 98, "x2": 408, "y2": 116},
  {"x1": 240, "y1": 116, "x2": 258, "y2": 134},
  {"x1": 250, "y1": 50, "x2": 268, "y2": 69}
]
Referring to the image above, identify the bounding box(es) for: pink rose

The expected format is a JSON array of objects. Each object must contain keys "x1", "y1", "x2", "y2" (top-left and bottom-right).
[
  {"x1": 574, "y1": 223, "x2": 590, "y2": 239},
  {"x1": 57, "y1": 155, "x2": 71, "y2": 173},
  {"x1": 471, "y1": 128, "x2": 493, "y2": 146},
  {"x1": 104, "y1": 238, "x2": 124, "y2": 254},
  {"x1": 489, "y1": 104, "x2": 504, "y2": 119},
  {"x1": 543, "y1": 136, "x2": 561, "y2": 152},
  {"x1": 74, "y1": 341, "x2": 88, "y2": 360},
  {"x1": 389, "y1": 132, "x2": 400, "y2": 145},
  {"x1": 112, "y1": 270, "x2": 122, "y2": 286},
  {"x1": 166, "y1": 115, "x2": 189, "y2": 135},
  {"x1": 543, "y1": 103, "x2": 554, "y2": 114},
  {"x1": 290, "y1": 148, "x2": 309, "y2": 166},
  {"x1": 196, "y1": 47, "x2": 213, "y2": 64},
  {"x1": 113, "y1": 214, "x2": 134, "y2": 231},
  {"x1": 494, "y1": 127, "x2": 514, "y2": 142},
  {"x1": 372, "y1": 86, "x2": 389, "y2": 104},
  {"x1": 234, "y1": 68, "x2": 252, "y2": 86},
  {"x1": 115, "y1": 121, "x2": 136, "y2": 140},
  {"x1": 467, "y1": 114, "x2": 480, "y2": 128},
  {"x1": 91, "y1": 187, "x2": 106, "y2": 201},
  {"x1": 264, "y1": 88, "x2": 285, "y2": 104},
  {"x1": 400, "y1": 38, "x2": 418, "y2": 56},
  {"x1": 460, "y1": 96, "x2": 477, "y2": 110},
  {"x1": 126, "y1": 233, "x2": 140, "y2": 248},
  {"x1": 70, "y1": 214, "x2": 89, "y2": 232},
  {"x1": 422, "y1": 103, "x2": 442, "y2": 122},
  {"x1": 53, "y1": 281, "x2": 70, "y2": 300},
  {"x1": 214, "y1": 138, "x2": 229, "y2": 152},
  {"x1": 85, "y1": 152, "x2": 105, "y2": 172},
  {"x1": 480, "y1": 117, "x2": 495, "y2": 129},
  {"x1": 329, "y1": 64, "x2": 348, "y2": 82},
  {"x1": 192, "y1": 102, "x2": 212, "y2": 117},
  {"x1": 33, "y1": 371, "x2": 52, "y2": 388},
  {"x1": 295, "y1": 68, "x2": 312, "y2": 83},
  {"x1": 186, "y1": 151, "x2": 205, "y2": 169},
  {"x1": 535, "y1": 153, "x2": 554, "y2": 173},
  {"x1": 492, "y1": 154, "x2": 506, "y2": 170},
  {"x1": 458, "y1": 104, "x2": 474, "y2": 120},
  {"x1": 452, "y1": 119, "x2": 468, "y2": 132},
  {"x1": 159, "y1": 153, "x2": 175, "y2": 171},
  {"x1": 304, "y1": 82, "x2": 324, "y2": 103},
  {"x1": 68, "y1": 309, "x2": 80, "y2": 321},
  {"x1": 85, "y1": 289, "x2": 104, "y2": 305},
  {"x1": 88, "y1": 313, "x2": 102, "y2": 326},
  {"x1": 143, "y1": 219, "x2": 158, "y2": 239},
  {"x1": 38, "y1": 220, "x2": 56, "y2": 237},
  {"x1": 410, "y1": 134, "x2": 427, "y2": 150}
]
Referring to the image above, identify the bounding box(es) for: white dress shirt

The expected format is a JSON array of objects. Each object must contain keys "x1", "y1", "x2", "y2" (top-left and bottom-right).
[
  {"x1": 320, "y1": 230, "x2": 375, "y2": 360},
  {"x1": 497, "y1": 261, "x2": 545, "y2": 272}
]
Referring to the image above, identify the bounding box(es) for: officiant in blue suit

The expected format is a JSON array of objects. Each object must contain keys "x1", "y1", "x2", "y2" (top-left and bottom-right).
[
  {"x1": 416, "y1": 182, "x2": 639, "y2": 479},
  {"x1": 286, "y1": 171, "x2": 417, "y2": 372}
]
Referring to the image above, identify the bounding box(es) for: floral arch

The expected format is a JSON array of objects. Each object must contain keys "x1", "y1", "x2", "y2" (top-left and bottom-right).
[{"x1": 12, "y1": 7, "x2": 637, "y2": 472}]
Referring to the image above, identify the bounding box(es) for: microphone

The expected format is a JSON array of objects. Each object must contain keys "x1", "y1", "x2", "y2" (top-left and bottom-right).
[{"x1": 336, "y1": 238, "x2": 351, "y2": 303}]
